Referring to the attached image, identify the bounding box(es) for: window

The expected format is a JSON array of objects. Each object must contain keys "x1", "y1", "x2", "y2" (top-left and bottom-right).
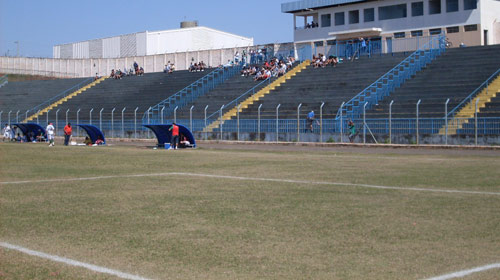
[
  {"x1": 314, "y1": 41, "x2": 324, "y2": 47},
  {"x1": 429, "y1": 28, "x2": 442, "y2": 35},
  {"x1": 321, "y1": 14, "x2": 331, "y2": 27},
  {"x1": 394, "y1": 32, "x2": 406, "y2": 38},
  {"x1": 379, "y1": 4, "x2": 407, "y2": 20},
  {"x1": 446, "y1": 26, "x2": 459, "y2": 33},
  {"x1": 429, "y1": 0, "x2": 441, "y2": 14},
  {"x1": 464, "y1": 0, "x2": 477, "y2": 10},
  {"x1": 364, "y1": 8, "x2": 375, "y2": 22},
  {"x1": 446, "y1": 0, "x2": 459, "y2": 12},
  {"x1": 349, "y1": 10, "x2": 359, "y2": 24},
  {"x1": 327, "y1": 40, "x2": 337, "y2": 46},
  {"x1": 411, "y1": 30, "x2": 423, "y2": 37},
  {"x1": 464, "y1": 24, "x2": 478, "y2": 31},
  {"x1": 412, "y1": 2, "x2": 424, "y2": 16},
  {"x1": 335, "y1": 12, "x2": 345, "y2": 26}
]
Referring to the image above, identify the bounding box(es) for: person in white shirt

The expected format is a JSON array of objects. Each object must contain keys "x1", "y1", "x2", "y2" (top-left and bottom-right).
[
  {"x1": 2, "y1": 124, "x2": 11, "y2": 142},
  {"x1": 46, "y1": 122, "x2": 55, "y2": 146}
]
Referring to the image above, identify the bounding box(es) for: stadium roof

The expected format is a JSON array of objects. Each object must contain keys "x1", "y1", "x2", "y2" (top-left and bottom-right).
[{"x1": 281, "y1": 0, "x2": 369, "y2": 13}]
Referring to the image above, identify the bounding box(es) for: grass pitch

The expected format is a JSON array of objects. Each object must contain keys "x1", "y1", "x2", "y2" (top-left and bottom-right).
[{"x1": 0, "y1": 143, "x2": 499, "y2": 279}]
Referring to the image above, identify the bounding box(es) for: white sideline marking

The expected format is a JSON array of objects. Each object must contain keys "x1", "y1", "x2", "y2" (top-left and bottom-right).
[
  {"x1": 1, "y1": 172, "x2": 499, "y2": 196},
  {"x1": 425, "y1": 263, "x2": 500, "y2": 280},
  {"x1": 0, "y1": 242, "x2": 152, "y2": 280}
]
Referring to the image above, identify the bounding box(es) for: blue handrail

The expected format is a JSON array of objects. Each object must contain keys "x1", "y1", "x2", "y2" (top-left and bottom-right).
[
  {"x1": 0, "y1": 75, "x2": 8, "y2": 88},
  {"x1": 144, "y1": 64, "x2": 243, "y2": 123},
  {"x1": 447, "y1": 67, "x2": 500, "y2": 117},
  {"x1": 205, "y1": 77, "x2": 271, "y2": 122},
  {"x1": 336, "y1": 34, "x2": 445, "y2": 120},
  {"x1": 28, "y1": 77, "x2": 94, "y2": 115}
]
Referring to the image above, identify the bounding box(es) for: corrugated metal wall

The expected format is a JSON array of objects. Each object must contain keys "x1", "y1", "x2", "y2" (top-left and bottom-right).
[
  {"x1": 89, "y1": 39, "x2": 102, "y2": 58},
  {"x1": 102, "y1": 37, "x2": 121, "y2": 58},
  {"x1": 73, "y1": 42, "x2": 89, "y2": 59}
]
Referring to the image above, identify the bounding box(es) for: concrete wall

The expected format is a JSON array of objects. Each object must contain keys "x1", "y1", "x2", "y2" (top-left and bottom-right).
[{"x1": 0, "y1": 45, "x2": 256, "y2": 78}]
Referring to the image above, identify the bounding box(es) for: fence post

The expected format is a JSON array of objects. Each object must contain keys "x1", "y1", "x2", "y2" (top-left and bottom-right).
[
  {"x1": 389, "y1": 100, "x2": 394, "y2": 144},
  {"x1": 16, "y1": 110, "x2": 19, "y2": 123},
  {"x1": 475, "y1": 98, "x2": 479, "y2": 146},
  {"x1": 363, "y1": 102, "x2": 367, "y2": 144},
  {"x1": 89, "y1": 108, "x2": 93, "y2": 126},
  {"x1": 134, "y1": 107, "x2": 139, "y2": 139},
  {"x1": 25, "y1": 110, "x2": 29, "y2": 122},
  {"x1": 77, "y1": 109, "x2": 81, "y2": 137},
  {"x1": 190, "y1": 105, "x2": 194, "y2": 131},
  {"x1": 276, "y1": 104, "x2": 281, "y2": 143},
  {"x1": 445, "y1": 98, "x2": 450, "y2": 145},
  {"x1": 174, "y1": 106, "x2": 178, "y2": 124},
  {"x1": 204, "y1": 105, "x2": 208, "y2": 140},
  {"x1": 237, "y1": 104, "x2": 241, "y2": 141},
  {"x1": 98, "y1": 108, "x2": 102, "y2": 132},
  {"x1": 416, "y1": 99, "x2": 421, "y2": 145},
  {"x1": 160, "y1": 107, "x2": 165, "y2": 124},
  {"x1": 258, "y1": 104, "x2": 262, "y2": 141},
  {"x1": 320, "y1": 102, "x2": 324, "y2": 143},
  {"x1": 8, "y1": 111, "x2": 11, "y2": 126},
  {"x1": 55, "y1": 109, "x2": 59, "y2": 136},
  {"x1": 121, "y1": 107, "x2": 126, "y2": 138},
  {"x1": 0, "y1": 111, "x2": 2, "y2": 127},
  {"x1": 111, "y1": 108, "x2": 116, "y2": 138},
  {"x1": 219, "y1": 104, "x2": 224, "y2": 140},
  {"x1": 297, "y1": 103, "x2": 302, "y2": 142},
  {"x1": 65, "y1": 109, "x2": 69, "y2": 126},
  {"x1": 340, "y1": 102, "x2": 345, "y2": 143}
]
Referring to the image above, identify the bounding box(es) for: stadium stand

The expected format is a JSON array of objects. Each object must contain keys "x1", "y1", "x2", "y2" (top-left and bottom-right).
[
  {"x1": 235, "y1": 53, "x2": 409, "y2": 120},
  {"x1": 365, "y1": 45, "x2": 500, "y2": 118},
  {"x1": 37, "y1": 70, "x2": 210, "y2": 122},
  {"x1": 0, "y1": 78, "x2": 90, "y2": 116}
]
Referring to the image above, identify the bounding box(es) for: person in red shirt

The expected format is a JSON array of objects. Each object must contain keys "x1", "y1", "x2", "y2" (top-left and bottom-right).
[
  {"x1": 168, "y1": 123, "x2": 179, "y2": 150},
  {"x1": 63, "y1": 123, "x2": 72, "y2": 146}
]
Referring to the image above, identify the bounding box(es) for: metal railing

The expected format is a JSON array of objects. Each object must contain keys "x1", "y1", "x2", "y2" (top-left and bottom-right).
[
  {"x1": 336, "y1": 34, "x2": 445, "y2": 121},
  {"x1": 144, "y1": 64, "x2": 243, "y2": 124},
  {"x1": 447, "y1": 67, "x2": 500, "y2": 117},
  {"x1": 0, "y1": 75, "x2": 7, "y2": 88},
  {"x1": 205, "y1": 77, "x2": 272, "y2": 124}
]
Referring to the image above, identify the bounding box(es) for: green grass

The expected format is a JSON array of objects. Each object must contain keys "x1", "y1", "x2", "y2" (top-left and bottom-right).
[{"x1": 1, "y1": 143, "x2": 499, "y2": 279}]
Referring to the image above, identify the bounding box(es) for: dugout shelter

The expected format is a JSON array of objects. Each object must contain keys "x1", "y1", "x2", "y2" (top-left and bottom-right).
[{"x1": 143, "y1": 124, "x2": 196, "y2": 148}]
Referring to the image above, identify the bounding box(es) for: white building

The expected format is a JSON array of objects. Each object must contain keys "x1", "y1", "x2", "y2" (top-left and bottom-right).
[
  {"x1": 282, "y1": 0, "x2": 500, "y2": 51},
  {"x1": 53, "y1": 22, "x2": 254, "y2": 59}
]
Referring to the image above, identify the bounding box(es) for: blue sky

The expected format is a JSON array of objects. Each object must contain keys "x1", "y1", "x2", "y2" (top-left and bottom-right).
[{"x1": 0, "y1": 0, "x2": 294, "y2": 58}]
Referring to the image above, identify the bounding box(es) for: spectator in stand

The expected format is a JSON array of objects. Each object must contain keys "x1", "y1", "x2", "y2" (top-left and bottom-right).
[
  {"x1": 64, "y1": 123, "x2": 72, "y2": 146},
  {"x1": 348, "y1": 120, "x2": 356, "y2": 143},
  {"x1": 94, "y1": 73, "x2": 100, "y2": 81},
  {"x1": 327, "y1": 56, "x2": 339, "y2": 67},
  {"x1": 110, "y1": 69, "x2": 115, "y2": 78},
  {"x1": 138, "y1": 67, "x2": 144, "y2": 76},
  {"x1": 234, "y1": 51, "x2": 241, "y2": 64}
]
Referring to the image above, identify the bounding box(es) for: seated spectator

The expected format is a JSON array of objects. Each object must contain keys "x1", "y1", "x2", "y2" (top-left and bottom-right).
[
  {"x1": 94, "y1": 73, "x2": 100, "y2": 81},
  {"x1": 84, "y1": 136, "x2": 92, "y2": 146},
  {"x1": 128, "y1": 68, "x2": 134, "y2": 76},
  {"x1": 327, "y1": 55, "x2": 338, "y2": 67},
  {"x1": 138, "y1": 67, "x2": 144, "y2": 76},
  {"x1": 110, "y1": 69, "x2": 115, "y2": 78}
]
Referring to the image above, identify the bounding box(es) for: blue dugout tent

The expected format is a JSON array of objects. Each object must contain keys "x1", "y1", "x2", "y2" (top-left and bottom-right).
[
  {"x1": 12, "y1": 123, "x2": 46, "y2": 141},
  {"x1": 143, "y1": 124, "x2": 196, "y2": 148},
  {"x1": 77, "y1": 124, "x2": 106, "y2": 144}
]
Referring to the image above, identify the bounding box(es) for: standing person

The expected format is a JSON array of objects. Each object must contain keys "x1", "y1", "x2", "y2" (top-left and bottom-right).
[
  {"x1": 46, "y1": 122, "x2": 55, "y2": 146},
  {"x1": 64, "y1": 123, "x2": 72, "y2": 146},
  {"x1": 306, "y1": 110, "x2": 315, "y2": 133},
  {"x1": 348, "y1": 120, "x2": 356, "y2": 143},
  {"x1": 169, "y1": 122, "x2": 179, "y2": 150},
  {"x1": 2, "y1": 124, "x2": 12, "y2": 142}
]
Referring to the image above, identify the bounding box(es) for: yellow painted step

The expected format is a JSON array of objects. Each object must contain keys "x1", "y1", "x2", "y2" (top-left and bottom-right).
[
  {"x1": 203, "y1": 60, "x2": 311, "y2": 132},
  {"x1": 23, "y1": 76, "x2": 108, "y2": 122},
  {"x1": 439, "y1": 76, "x2": 500, "y2": 135}
]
